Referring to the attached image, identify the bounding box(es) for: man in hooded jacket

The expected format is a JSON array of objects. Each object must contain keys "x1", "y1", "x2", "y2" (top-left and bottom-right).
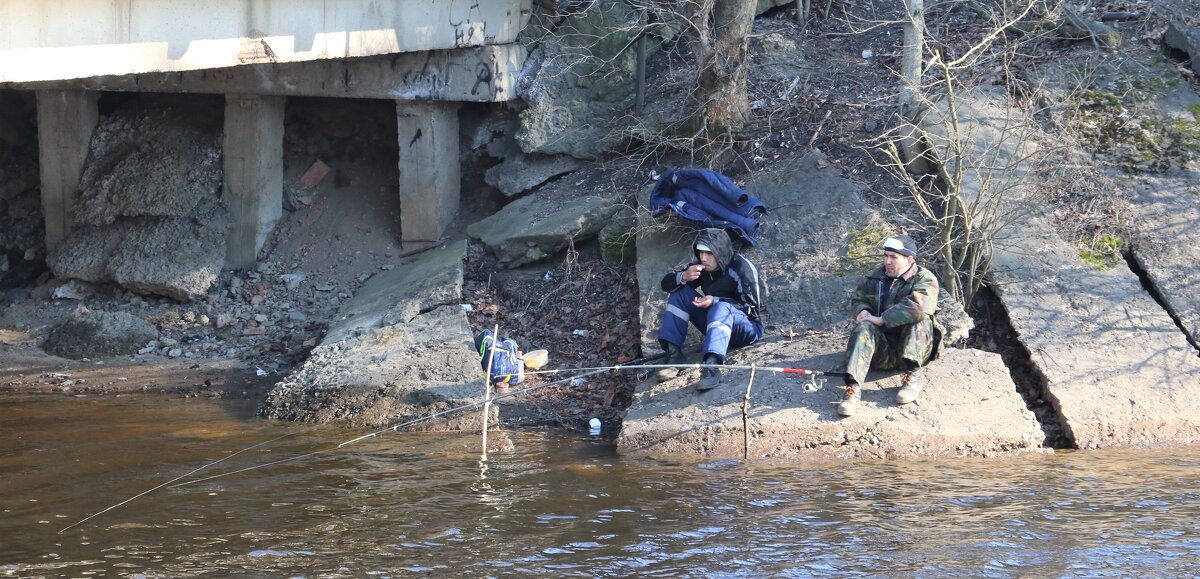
[{"x1": 655, "y1": 228, "x2": 765, "y2": 391}]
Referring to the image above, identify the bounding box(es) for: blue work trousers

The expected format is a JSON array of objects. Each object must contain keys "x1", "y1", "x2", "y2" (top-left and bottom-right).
[{"x1": 657, "y1": 286, "x2": 763, "y2": 361}]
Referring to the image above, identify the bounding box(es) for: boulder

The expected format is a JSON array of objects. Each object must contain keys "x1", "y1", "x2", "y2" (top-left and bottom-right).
[
  {"x1": 47, "y1": 96, "x2": 230, "y2": 301},
  {"x1": 599, "y1": 206, "x2": 637, "y2": 264},
  {"x1": 323, "y1": 240, "x2": 467, "y2": 344},
  {"x1": 467, "y1": 195, "x2": 619, "y2": 268},
  {"x1": 1159, "y1": 0, "x2": 1200, "y2": 74},
  {"x1": 43, "y1": 306, "x2": 158, "y2": 359},
  {"x1": 483, "y1": 152, "x2": 581, "y2": 197},
  {"x1": 261, "y1": 306, "x2": 485, "y2": 429},
  {"x1": 618, "y1": 344, "x2": 1044, "y2": 459},
  {"x1": 942, "y1": 86, "x2": 1200, "y2": 449},
  {"x1": 50, "y1": 198, "x2": 231, "y2": 301},
  {"x1": 517, "y1": 2, "x2": 675, "y2": 159},
  {"x1": 72, "y1": 98, "x2": 223, "y2": 226},
  {"x1": 259, "y1": 241, "x2": 483, "y2": 429}
]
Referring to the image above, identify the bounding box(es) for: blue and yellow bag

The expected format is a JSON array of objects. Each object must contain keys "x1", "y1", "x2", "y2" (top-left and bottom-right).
[{"x1": 473, "y1": 329, "x2": 524, "y2": 386}]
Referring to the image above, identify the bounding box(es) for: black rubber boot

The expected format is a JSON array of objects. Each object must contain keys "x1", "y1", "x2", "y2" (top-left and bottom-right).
[
  {"x1": 654, "y1": 343, "x2": 685, "y2": 382},
  {"x1": 695, "y1": 354, "x2": 723, "y2": 391}
]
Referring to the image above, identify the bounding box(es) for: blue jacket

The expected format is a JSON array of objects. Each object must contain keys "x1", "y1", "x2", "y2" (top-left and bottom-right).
[{"x1": 648, "y1": 169, "x2": 768, "y2": 245}]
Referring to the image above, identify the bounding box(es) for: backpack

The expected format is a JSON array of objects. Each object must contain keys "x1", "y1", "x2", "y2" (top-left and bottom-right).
[{"x1": 473, "y1": 329, "x2": 524, "y2": 386}]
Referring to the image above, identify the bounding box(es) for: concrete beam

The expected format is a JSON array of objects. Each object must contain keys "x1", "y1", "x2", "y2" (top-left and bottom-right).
[
  {"x1": 7, "y1": 45, "x2": 526, "y2": 102},
  {"x1": 223, "y1": 94, "x2": 284, "y2": 269},
  {"x1": 397, "y1": 101, "x2": 460, "y2": 249},
  {"x1": 0, "y1": 0, "x2": 531, "y2": 83},
  {"x1": 36, "y1": 90, "x2": 98, "y2": 252}
]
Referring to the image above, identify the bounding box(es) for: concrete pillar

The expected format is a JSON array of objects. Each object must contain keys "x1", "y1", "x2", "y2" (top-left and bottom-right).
[
  {"x1": 396, "y1": 101, "x2": 460, "y2": 249},
  {"x1": 36, "y1": 90, "x2": 98, "y2": 252},
  {"x1": 223, "y1": 93, "x2": 284, "y2": 269}
]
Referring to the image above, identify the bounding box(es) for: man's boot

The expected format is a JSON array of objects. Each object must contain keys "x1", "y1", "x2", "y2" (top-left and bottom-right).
[
  {"x1": 896, "y1": 366, "x2": 924, "y2": 405},
  {"x1": 838, "y1": 382, "x2": 861, "y2": 417},
  {"x1": 654, "y1": 343, "x2": 685, "y2": 382},
  {"x1": 695, "y1": 354, "x2": 723, "y2": 391}
]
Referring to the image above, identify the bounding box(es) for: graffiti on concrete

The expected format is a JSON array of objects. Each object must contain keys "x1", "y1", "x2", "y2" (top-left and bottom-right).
[{"x1": 449, "y1": 0, "x2": 487, "y2": 48}]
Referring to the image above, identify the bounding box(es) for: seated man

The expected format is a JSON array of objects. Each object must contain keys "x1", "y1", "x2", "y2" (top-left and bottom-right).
[
  {"x1": 839, "y1": 235, "x2": 940, "y2": 417},
  {"x1": 655, "y1": 228, "x2": 765, "y2": 391}
]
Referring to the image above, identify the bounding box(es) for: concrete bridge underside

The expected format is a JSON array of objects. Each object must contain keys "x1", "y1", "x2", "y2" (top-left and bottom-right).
[{"x1": 3, "y1": 0, "x2": 530, "y2": 270}]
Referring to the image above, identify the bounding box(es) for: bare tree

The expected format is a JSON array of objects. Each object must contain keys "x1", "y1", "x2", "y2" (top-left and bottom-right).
[
  {"x1": 686, "y1": 0, "x2": 757, "y2": 167},
  {"x1": 871, "y1": 0, "x2": 1053, "y2": 306}
]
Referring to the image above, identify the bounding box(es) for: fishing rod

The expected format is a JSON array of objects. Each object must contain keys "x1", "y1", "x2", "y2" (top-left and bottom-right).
[{"x1": 523, "y1": 362, "x2": 845, "y2": 378}]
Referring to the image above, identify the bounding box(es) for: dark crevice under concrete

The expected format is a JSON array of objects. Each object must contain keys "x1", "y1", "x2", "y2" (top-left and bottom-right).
[
  {"x1": 1125, "y1": 249, "x2": 1200, "y2": 356},
  {"x1": 967, "y1": 286, "x2": 1075, "y2": 449}
]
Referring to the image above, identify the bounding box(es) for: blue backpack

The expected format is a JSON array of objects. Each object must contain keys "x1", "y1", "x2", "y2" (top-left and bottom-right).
[{"x1": 473, "y1": 329, "x2": 523, "y2": 386}]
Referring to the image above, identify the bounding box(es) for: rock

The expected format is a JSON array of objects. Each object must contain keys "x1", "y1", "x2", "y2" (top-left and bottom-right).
[
  {"x1": 516, "y1": 2, "x2": 675, "y2": 159},
  {"x1": 941, "y1": 86, "x2": 1200, "y2": 449},
  {"x1": 618, "y1": 345, "x2": 1044, "y2": 460},
  {"x1": 198, "y1": 314, "x2": 210, "y2": 326},
  {"x1": 215, "y1": 313, "x2": 234, "y2": 329},
  {"x1": 484, "y1": 153, "x2": 581, "y2": 197},
  {"x1": 52, "y1": 280, "x2": 98, "y2": 300},
  {"x1": 287, "y1": 310, "x2": 308, "y2": 322},
  {"x1": 1162, "y1": 5, "x2": 1200, "y2": 75},
  {"x1": 45, "y1": 97, "x2": 229, "y2": 301},
  {"x1": 322, "y1": 240, "x2": 468, "y2": 344},
  {"x1": 314, "y1": 283, "x2": 335, "y2": 292},
  {"x1": 43, "y1": 306, "x2": 159, "y2": 359},
  {"x1": 254, "y1": 314, "x2": 268, "y2": 323},
  {"x1": 50, "y1": 198, "x2": 230, "y2": 302},
  {"x1": 599, "y1": 206, "x2": 636, "y2": 264},
  {"x1": 2, "y1": 287, "x2": 31, "y2": 304},
  {"x1": 261, "y1": 305, "x2": 485, "y2": 429},
  {"x1": 1031, "y1": 52, "x2": 1200, "y2": 348},
  {"x1": 73, "y1": 97, "x2": 223, "y2": 227},
  {"x1": 467, "y1": 195, "x2": 619, "y2": 268},
  {"x1": 167, "y1": 348, "x2": 183, "y2": 358},
  {"x1": 160, "y1": 337, "x2": 178, "y2": 346},
  {"x1": 279, "y1": 273, "x2": 307, "y2": 290},
  {"x1": 241, "y1": 327, "x2": 267, "y2": 337}
]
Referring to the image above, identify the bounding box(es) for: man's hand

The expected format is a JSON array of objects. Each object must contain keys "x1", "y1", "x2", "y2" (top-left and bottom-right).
[
  {"x1": 692, "y1": 295, "x2": 714, "y2": 309},
  {"x1": 856, "y1": 309, "x2": 884, "y2": 327},
  {"x1": 681, "y1": 263, "x2": 704, "y2": 283}
]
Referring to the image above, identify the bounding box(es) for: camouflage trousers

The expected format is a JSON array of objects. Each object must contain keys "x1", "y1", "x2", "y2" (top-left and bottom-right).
[{"x1": 844, "y1": 318, "x2": 934, "y2": 386}]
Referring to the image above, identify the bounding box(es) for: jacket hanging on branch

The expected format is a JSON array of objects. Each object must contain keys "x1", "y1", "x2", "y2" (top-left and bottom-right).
[{"x1": 648, "y1": 169, "x2": 768, "y2": 245}]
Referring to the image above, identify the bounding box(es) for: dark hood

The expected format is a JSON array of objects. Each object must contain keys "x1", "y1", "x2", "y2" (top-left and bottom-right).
[{"x1": 693, "y1": 228, "x2": 734, "y2": 272}]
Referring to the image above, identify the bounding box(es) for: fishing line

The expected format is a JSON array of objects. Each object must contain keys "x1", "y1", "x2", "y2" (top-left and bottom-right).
[
  {"x1": 57, "y1": 431, "x2": 300, "y2": 534},
  {"x1": 62, "y1": 351, "x2": 831, "y2": 532},
  {"x1": 165, "y1": 359, "x2": 639, "y2": 489}
]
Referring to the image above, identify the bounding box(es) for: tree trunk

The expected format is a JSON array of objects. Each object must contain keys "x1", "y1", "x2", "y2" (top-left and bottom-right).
[
  {"x1": 899, "y1": 0, "x2": 924, "y2": 120},
  {"x1": 691, "y1": 0, "x2": 756, "y2": 166},
  {"x1": 899, "y1": 0, "x2": 931, "y2": 173}
]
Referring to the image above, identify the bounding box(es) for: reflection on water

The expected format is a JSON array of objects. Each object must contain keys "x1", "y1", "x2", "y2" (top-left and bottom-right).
[{"x1": 2, "y1": 393, "x2": 1199, "y2": 576}]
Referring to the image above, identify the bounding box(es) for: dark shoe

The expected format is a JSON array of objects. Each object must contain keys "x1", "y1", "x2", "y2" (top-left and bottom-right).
[
  {"x1": 838, "y1": 383, "x2": 861, "y2": 417},
  {"x1": 654, "y1": 345, "x2": 685, "y2": 382},
  {"x1": 695, "y1": 365, "x2": 722, "y2": 391},
  {"x1": 896, "y1": 367, "x2": 924, "y2": 405}
]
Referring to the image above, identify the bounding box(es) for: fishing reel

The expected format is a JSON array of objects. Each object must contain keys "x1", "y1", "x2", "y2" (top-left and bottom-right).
[{"x1": 802, "y1": 375, "x2": 826, "y2": 393}]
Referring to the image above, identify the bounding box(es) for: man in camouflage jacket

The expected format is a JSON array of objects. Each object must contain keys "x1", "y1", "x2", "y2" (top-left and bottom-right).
[{"x1": 839, "y1": 235, "x2": 940, "y2": 417}]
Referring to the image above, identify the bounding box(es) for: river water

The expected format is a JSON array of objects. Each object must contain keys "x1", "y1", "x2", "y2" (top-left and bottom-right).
[{"x1": 2, "y1": 393, "x2": 1199, "y2": 577}]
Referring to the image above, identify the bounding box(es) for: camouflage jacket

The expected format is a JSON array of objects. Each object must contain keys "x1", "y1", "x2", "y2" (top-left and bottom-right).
[{"x1": 851, "y1": 265, "x2": 939, "y2": 328}]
